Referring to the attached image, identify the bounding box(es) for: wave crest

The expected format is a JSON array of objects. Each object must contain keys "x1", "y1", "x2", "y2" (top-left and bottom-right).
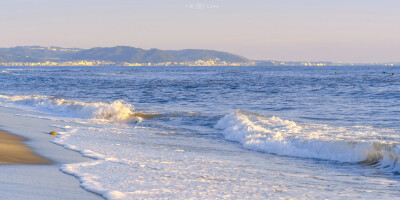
[
  {"x1": 215, "y1": 109, "x2": 400, "y2": 174},
  {"x1": 0, "y1": 94, "x2": 158, "y2": 123}
]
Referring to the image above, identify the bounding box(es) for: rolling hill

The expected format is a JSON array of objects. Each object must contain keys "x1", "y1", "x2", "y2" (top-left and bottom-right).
[{"x1": 0, "y1": 46, "x2": 250, "y2": 64}]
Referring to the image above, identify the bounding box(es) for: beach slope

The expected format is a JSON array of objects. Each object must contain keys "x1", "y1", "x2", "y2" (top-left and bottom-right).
[
  {"x1": 0, "y1": 130, "x2": 50, "y2": 164},
  {"x1": 0, "y1": 106, "x2": 102, "y2": 200}
]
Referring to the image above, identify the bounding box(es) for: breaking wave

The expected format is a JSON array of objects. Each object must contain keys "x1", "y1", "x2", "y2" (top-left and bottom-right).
[
  {"x1": 0, "y1": 94, "x2": 159, "y2": 123},
  {"x1": 215, "y1": 109, "x2": 400, "y2": 174}
]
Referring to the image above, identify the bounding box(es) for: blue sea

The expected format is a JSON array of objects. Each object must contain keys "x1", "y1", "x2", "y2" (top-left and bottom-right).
[{"x1": 1, "y1": 66, "x2": 399, "y2": 199}]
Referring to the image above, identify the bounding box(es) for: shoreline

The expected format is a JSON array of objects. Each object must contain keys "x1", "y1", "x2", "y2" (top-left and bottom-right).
[
  {"x1": 0, "y1": 106, "x2": 102, "y2": 200},
  {"x1": 0, "y1": 130, "x2": 51, "y2": 165}
]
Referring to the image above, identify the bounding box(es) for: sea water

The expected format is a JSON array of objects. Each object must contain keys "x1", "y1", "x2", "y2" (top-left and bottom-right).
[{"x1": 0, "y1": 66, "x2": 399, "y2": 199}]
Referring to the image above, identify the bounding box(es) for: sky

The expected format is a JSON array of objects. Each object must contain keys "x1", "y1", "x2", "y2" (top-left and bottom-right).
[{"x1": 1, "y1": 0, "x2": 399, "y2": 62}]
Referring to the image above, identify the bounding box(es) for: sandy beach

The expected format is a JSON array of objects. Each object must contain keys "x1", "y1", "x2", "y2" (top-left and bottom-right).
[
  {"x1": 0, "y1": 130, "x2": 50, "y2": 164},
  {"x1": 0, "y1": 106, "x2": 102, "y2": 200}
]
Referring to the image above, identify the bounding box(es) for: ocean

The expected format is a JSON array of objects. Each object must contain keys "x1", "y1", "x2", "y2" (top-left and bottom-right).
[{"x1": 1, "y1": 66, "x2": 399, "y2": 199}]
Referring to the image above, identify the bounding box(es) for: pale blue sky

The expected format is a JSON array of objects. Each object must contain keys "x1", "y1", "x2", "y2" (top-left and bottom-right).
[{"x1": 1, "y1": 0, "x2": 399, "y2": 62}]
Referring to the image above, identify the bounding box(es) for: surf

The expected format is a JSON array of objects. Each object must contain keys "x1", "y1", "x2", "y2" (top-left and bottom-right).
[
  {"x1": 215, "y1": 109, "x2": 400, "y2": 174},
  {"x1": 0, "y1": 94, "x2": 159, "y2": 123}
]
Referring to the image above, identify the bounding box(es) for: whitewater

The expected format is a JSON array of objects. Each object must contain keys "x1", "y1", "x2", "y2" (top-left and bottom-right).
[{"x1": 0, "y1": 66, "x2": 399, "y2": 199}]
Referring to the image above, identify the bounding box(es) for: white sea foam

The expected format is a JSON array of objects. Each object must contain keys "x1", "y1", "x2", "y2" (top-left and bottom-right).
[
  {"x1": 215, "y1": 109, "x2": 400, "y2": 173},
  {"x1": 52, "y1": 125, "x2": 291, "y2": 200},
  {"x1": 0, "y1": 94, "x2": 158, "y2": 123},
  {"x1": 51, "y1": 114, "x2": 400, "y2": 200},
  {"x1": 2, "y1": 96, "x2": 399, "y2": 199},
  {"x1": 1, "y1": 70, "x2": 20, "y2": 75}
]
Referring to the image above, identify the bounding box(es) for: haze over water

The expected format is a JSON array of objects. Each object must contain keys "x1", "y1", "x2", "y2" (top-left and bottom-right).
[{"x1": 2, "y1": 0, "x2": 400, "y2": 62}]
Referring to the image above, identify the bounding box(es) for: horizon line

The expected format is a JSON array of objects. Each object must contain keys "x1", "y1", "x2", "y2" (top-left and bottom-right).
[{"x1": 1, "y1": 45, "x2": 399, "y2": 64}]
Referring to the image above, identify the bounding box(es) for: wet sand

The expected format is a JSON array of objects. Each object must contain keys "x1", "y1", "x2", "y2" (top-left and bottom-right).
[
  {"x1": 0, "y1": 107, "x2": 102, "y2": 200},
  {"x1": 0, "y1": 130, "x2": 50, "y2": 165}
]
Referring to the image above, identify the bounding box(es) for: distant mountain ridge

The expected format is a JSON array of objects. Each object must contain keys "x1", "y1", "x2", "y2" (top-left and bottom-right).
[
  {"x1": 166, "y1": 49, "x2": 249, "y2": 63},
  {"x1": 0, "y1": 46, "x2": 250, "y2": 64}
]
